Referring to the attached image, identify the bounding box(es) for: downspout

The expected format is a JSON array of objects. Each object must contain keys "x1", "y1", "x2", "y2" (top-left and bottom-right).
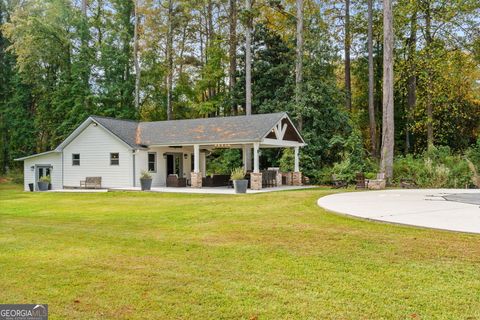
[
  {"x1": 62, "y1": 150, "x2": 64, "y2": 189},
  {"x1": 132, "y1": 150, "x2": 136, "y2": 187}
]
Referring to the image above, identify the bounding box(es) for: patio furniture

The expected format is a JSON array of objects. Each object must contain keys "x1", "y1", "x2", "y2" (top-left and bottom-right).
[
  {"x1": 202, "y1": 174, "x2": 230, "y2": 187},
  {"x1": 261, "y1": 170, "x2": 277, "y2": 188},
  {"x1": 400, "y1": 179, "x2": 417, "y2": 189},
  {"x1": 166, "y1": 174, "x2": 187, "y2": 187},
  {"x1": 80, "y1": 177, "x2": 102, "y2": 189},
  {"x1": 355, "y1": 173, "x2": 367, "y2": 189},
  {"x1": 332, "y1": 174, "x2": 348, "y2": 189}
]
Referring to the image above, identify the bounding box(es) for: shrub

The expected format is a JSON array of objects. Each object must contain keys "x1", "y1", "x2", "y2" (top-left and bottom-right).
[
  {"x1": 393, "y1": 146, "x2": 472, "y2": 188},
  {"x1": 230, "y1": 167, "x2": 245, "y2": 180},
  {"x1": 140, "y1": 170, "x2": 152, "y2": 179},
  {"x1": 38, "y1": 176, "x2": 51, "y2": 183}
]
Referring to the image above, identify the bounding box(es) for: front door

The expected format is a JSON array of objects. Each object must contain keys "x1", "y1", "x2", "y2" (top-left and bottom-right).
[
  {"x1": 166, "y1": 153, "x2": 183, "y2": 177},
  {"x1": 36, "y1": 165, "x2": 52, "y2": 190}
]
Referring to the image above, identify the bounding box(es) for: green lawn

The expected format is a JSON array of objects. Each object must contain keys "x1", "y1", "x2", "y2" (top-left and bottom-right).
[{"x1": 1, "y1": 182, "x2": 480, "y2": 319}]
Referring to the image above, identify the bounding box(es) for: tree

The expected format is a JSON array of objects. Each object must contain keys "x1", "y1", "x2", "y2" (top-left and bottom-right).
[
  {"x1": 367, "y1": 0, "x2": 375, "y2": 156},
  {"x1": 245, "y1": 0, "x2": 252, "y2": 116},
  {"x1": 380, "y1": 0, "x2": 394, "y2": 179},
  {"x1": 166, "y1": 0, "x2": 174, "y2": 120},
  {"x1": 133, "y1": 0, "x2": 141, "y2": 110},
  {"x1": 228, "y1": 0, "x2": 237, "y2": 115},
  {"x1": 295, "y1": 0, "x2": 303, "y2": 131},
  {"x1": 344, "y1": 0, "x2": 351, "y2": 111}
]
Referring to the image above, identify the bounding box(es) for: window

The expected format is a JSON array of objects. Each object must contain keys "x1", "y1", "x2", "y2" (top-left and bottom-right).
[
  {"x1": 110, "y1": 153, "x2": 119, "y2": 165},
  {"x1": 148, "y1": 152, "x2": 156, "y2": 172},
  {"x1": 72, "y1": 154, "x2": 80, "y2": 166}
]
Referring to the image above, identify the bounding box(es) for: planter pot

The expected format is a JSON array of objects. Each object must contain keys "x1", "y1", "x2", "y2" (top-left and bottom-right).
[
  {"x1": 37, "y1": 181, "x2": 49, "y2": 191},
  {"x1": 233, "y1": 179, "x2": 248, "y2": 194},
  {"x1": 140, "y1": 178, "x2": 152, "y2": 191}
]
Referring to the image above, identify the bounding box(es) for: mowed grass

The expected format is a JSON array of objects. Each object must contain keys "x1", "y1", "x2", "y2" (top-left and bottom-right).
[{"x1": 1, "y1": 183, "x2": 480, "y2": 319}]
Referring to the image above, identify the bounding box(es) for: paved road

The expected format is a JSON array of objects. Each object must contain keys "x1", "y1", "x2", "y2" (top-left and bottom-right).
[{"x1": 317, "y1": 189, "x2": 480, "y2": 234}]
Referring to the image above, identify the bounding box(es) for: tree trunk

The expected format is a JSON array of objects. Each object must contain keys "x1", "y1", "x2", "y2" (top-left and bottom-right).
[
  {"x1": 367, "y1": 0, "x2": 375, "y2": 157},
  {"x1": 344, "y1": 0, "x2": 351, "y2": 111},
  {"x1": 295, "y1": 0, "x2": 304, "y2": 131},
  {"x1": 229, "y1": 0, "x2": 237, "y2": 115},
  {"x1": 425, "y1": 1, "x2": 433, "y2": 149},
  {"x1": 244, "y1": 0, "x2": 253, "y2": 170},
  {"x1": 245, "y1": 0, "x2": 252, "y2": 116},
  {"x1": 133, "y1": 0, "x2": 141, "y2": 110},
  {"x1": 166, "y1": 0, "x2": 174, "y2": 120},
  {"x1": 406, "y1": 10, "x2": 417, "y2": 154},
  {"x1": 81, "y1": 0, "x2": 87, "y2": 16},
  {"x1": 380, "y1": 0, "x2": 394, "y2": 179}
]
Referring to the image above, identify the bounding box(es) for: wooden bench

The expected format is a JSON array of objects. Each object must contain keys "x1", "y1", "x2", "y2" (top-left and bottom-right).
[{"x1": 80, "y1": 177, "x2": 102, "y2": 189}]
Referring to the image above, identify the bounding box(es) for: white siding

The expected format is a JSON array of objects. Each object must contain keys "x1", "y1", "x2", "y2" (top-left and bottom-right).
[
  {"x1": 23, "y1": 152, "x2": 62, "y2": 191},
  {"x1": 136, "y1": 147, "x2": 196, "y2": 187},
  {"x1": 63, "y1": 123, "x2": 133, "y2": 188}
]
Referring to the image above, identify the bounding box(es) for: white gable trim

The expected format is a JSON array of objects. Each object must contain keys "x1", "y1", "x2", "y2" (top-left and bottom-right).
[
  {"x1": 14, "y1": 150, "x2": 60, "y2": 161},
  {"x1": 56, "y1": 117, "x2": 135, "y2": 151},
  {"x1": 260, "y1": 113, "x2": 306, "y2": 145}
]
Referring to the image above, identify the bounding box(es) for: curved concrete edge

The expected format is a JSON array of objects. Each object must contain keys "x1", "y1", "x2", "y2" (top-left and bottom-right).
[{"x1": 317, "y1": 189, "x2": 480, "y2": 234}]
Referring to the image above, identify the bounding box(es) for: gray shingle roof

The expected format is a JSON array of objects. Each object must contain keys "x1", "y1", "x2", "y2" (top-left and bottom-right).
[
  {"x1": 91, "y1": 116, "x2": 141, "y2": 148},
  {"x1": 91, "y1": 112, "x2": 292, "y2": 148}
]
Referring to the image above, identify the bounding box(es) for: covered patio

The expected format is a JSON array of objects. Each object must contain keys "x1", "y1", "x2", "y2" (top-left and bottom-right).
[{"x1": 139, "y1": 112, "x2": 306, "y2": 190}]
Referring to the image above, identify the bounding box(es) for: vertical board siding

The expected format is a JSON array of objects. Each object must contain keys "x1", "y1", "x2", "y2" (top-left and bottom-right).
[{"x1": 63, "y1": 123, "x2": 133, "y2": 188}]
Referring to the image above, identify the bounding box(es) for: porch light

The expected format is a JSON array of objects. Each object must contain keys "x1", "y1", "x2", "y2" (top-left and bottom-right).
[
  {"x1": 30, "y1": 166, "x2": 34, "y2": 171},
  {"x1": 183, "y1": 154, "x2": 188, "y2": 159},
  {"x1": 163, "y1": 153, "x2": 167, "y2": 159}
]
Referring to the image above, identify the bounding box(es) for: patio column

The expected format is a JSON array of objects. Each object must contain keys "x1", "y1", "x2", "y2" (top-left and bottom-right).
[
  {"x1": 242, "y1": 145, "x2": 248, "y2": 172},
  {"x1": 293, "y1": 146, "x2": 302, "y2": 186},
  {"x1": 253, "y1": 142, "x2": 260, "y2": 173},
  {"x1": 191, "y1": 144, "x2": 202, "y2": 188},
  {"x1": 250, "y1": 142, "x2": 262, "y2": 190}
]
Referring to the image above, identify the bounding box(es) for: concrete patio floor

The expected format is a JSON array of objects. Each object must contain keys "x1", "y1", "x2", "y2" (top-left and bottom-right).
[
  {"x1": 318, "y1": 189, "x2": 480, "y2": 234},
  {"x1": 109, "y1": 185, "x2": 314, "y2": 195}
]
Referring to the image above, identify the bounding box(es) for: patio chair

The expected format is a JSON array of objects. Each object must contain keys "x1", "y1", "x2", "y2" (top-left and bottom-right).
[
  {"x1": 166, "y1": 174, "x2": 187, "y2": 187},
  {"x1": 332, "y1": 174, "x2": 348, "y2": 189},
  {"x1": 355, "y1": 172, "x2": 367, "y2": 189},
  {"x1": 400, "y1": 178, "x2": 416, "y2": 189}
]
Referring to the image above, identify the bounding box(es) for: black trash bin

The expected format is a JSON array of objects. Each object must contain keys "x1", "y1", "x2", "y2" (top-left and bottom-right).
[{"x1": 28, "y1": 183, "x2": 34, "y2": 192}]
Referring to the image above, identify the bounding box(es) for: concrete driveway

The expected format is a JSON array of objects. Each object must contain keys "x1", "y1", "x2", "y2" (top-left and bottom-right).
[{"x1": 317, "y1": 189, "x2": 480, "y2": 234}]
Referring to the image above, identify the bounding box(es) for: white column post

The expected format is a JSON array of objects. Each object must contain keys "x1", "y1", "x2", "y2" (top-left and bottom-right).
[
  {"x1": 242, "y1": 145, "x2": 248, "y2": 172},
  {"x1": 253, "y1": 142, "x2": 260, "y2": 173},
  {"x1": 294, "y1": 146, "x2": 300, "y2": 172},
  {"x1": 193, "y1": 144, "x2": 200, "y2": 173}
]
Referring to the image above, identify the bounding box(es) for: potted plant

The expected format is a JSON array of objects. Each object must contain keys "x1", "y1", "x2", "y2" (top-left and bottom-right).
[
  {"x1": 140, "y1": 170, "x2": 153, "y2": 191},
  {"x1": 231, "y1": 167, "x2": 247, "y2": 194},
  {"x1": 37, "y1": 176, "x2": 51, "y2": 191}
]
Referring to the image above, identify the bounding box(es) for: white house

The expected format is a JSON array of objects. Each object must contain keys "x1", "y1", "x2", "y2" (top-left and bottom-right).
[{"x1": 15, "y1": 112, "x2": 305, "y2": 191}]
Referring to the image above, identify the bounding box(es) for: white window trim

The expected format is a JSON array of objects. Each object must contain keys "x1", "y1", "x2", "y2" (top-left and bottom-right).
[
  {"x1": 148, "y1": 152, "x2": 157, "y2": 172},
  {"x1": 110, "y1": 152, "x2": 120, "y2": 166}
]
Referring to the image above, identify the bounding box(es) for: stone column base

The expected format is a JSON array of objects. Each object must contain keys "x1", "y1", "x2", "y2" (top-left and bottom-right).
[
  {"x1": 250, "y1": 172, "x2": 262, "y2": 190},
  {"x1": 282, "y1": 172, "x2": 293, "y2": 186},
  {"x1": 292, "y1": 172, "x2": 302, "y2": 186},
  {"x1": 191, "y1": 172, "x2": 202, "y2": 188},
  {"x1": 276, "y1": 171, "x2": 282, "y2": 187}
]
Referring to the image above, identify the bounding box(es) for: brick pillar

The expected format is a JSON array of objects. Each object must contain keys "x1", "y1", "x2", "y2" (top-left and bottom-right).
[
  {"x1": 250, "y1": 172, "x2": 262, "y2": 190},
  {"x1": 292, "y1": 172, "x2": 302, "y2": 186},
  {"x1": 191, "y1": 172, "x2": 202, "y2": 188},
  {"x1": 276, "y1": 171, "x2": 282, "y2": 186}
]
